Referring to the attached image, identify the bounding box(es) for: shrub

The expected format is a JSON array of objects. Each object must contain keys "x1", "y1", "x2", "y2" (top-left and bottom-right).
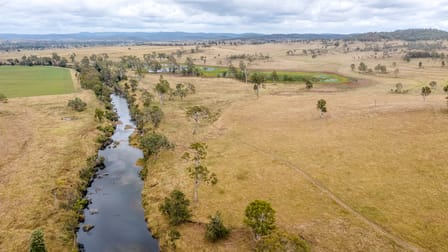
[
  {"x1": 30, "y1": 229, "x2": 47, "y2": 252},
  {"x1": 165, "y1": 229, "x2": 181, "y2": 250},
  {"x1": 159, "y1": 190, "x2": 192, "y2": 225},
  {"x1": 67, "y1": 97, "x2": 87, "y2": 112},
  {"x1": 0, "y1": 93, "x2": 7, "y2": 103},
  {"x1": 140, "y1": 132, "x2": 173, "y2": 159},
  {"x1": 205, "y1": 212, "x2": 230, "y2": 242},
  {"x1": 256, "y1": 230, "x2": 310, "y2": 252}
]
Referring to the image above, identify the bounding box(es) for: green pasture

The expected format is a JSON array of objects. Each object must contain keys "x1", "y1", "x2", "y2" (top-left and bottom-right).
[
  {"x1": 199, "y1": 66, "x2": 350, "y2": 83},
  {"x1": 0, "y1": 66, "x2": 74, "y2": 98}
]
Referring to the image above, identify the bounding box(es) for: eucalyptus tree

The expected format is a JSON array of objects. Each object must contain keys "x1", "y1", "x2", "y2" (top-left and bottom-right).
[
  {"x1": 271, "y1": 70, "x2": 278, "y2": 84},
  {"x1": 305, "y1": 80, "x2": 313, "y2": 90},
  {"x1": 239, "y1": 60, "x2": 248, "y2": 83},
  {"x1": 185, "y1": 105, "x2": 212, "y2": 135},
  {"x1": 244, "y1": 200, "x2": 276, "y2": 241},
  {"x1": 141, "y1": 90, "x2": 153, "y2": 108},
  {"x1": 250, "y1": 72, "x2": 266, "y2": 98},
  {"x1": 421, "y1": 86, "x2": 431, "y2": 101},
  {"x1": 155, "y1": 75, "x2": 171, "y2": 105},
  {"x1": 317, "y1": 99, "x2": 327, "y2": 118},
  {"x1": 145, "y1": 105, "x2": 164, "y2": 129},
  {"x1": 182, "y1": 142, "x2": 217, "y2": 203}
]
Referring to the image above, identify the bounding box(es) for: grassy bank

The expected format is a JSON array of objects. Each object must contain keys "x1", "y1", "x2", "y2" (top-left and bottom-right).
[{"x1": 0, "y1": 90, "x2": 101, "y2": 251}]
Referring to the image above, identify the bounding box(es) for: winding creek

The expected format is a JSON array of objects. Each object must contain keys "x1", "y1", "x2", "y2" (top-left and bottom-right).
[{"x1": 77, "y1": 94, "x2": 159, "y2": 251}]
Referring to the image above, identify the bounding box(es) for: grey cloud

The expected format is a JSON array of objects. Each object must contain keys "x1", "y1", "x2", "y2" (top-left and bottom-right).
[{"x1": 0, "y1": 0, "x2": 448, "y2": 34}]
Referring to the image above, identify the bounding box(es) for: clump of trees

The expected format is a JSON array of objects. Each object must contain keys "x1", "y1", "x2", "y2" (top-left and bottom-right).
[
  {"x1": 374, "y1": 64, "x2": 387, "y2": 73},
  {"x1": 421, "y1": 86, "x2": 431, "y2": 101},
  {"x1": 358, "y1": 62, "x2": 368, "y2": 72},
  {"x1": 182, "y1": 57, "x2": 202, "y2": 76},
  {"x1": 159, "y1": 190, "x2": 192, "y2": 225},
  {"x1": 390, "y1": 83, "x2": 409, "y2": 94},
  {"x1": 67, "y1": 97, "x2": 87, "y2": 112},
  {"x1": 30, "y1": 229, "x2": 47, "y2": 252},
  {"x1": 3, "y1": 53, "x2": 69, "y2": 67},
  {"x1": 404, "y1": 51, "x2": 445, "y2": 61},
  {"x1": 172, "y1": 83, "x2": 195, "y2": 100}
]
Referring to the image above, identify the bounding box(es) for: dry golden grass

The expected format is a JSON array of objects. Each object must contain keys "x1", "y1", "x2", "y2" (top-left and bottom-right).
[
  {"x1": 0, "y1": 88, "x2": 100, "y2": 251},
  {"x1": 130, "y1": 42, "x2": 448, "y2": 251}
]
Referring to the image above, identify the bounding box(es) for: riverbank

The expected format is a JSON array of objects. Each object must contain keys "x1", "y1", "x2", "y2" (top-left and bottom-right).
[{"x1": 0, "y1": 90, "x2": 102, "y2": 251}]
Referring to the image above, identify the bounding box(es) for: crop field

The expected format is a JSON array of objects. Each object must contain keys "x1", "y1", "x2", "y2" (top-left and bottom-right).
[{"x1": 0, "y1": 66, "x2": 74, "y2": 98}]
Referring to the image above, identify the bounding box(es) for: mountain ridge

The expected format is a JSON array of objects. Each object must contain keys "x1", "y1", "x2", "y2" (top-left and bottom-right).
[{"x1": 1, "y1": 29, "x2": 447, "y2": 42}]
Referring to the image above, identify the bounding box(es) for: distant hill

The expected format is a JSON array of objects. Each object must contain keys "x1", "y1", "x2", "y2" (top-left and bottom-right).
[
  {"x1": 1, "y1": 29, "x2": 447, "y2": 42},
  {"x1": 349, "y1": 29, "x2": 448, "y2": 41}
]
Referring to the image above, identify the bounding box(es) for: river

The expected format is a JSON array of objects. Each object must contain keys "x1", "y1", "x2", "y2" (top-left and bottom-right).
[{"x1": 77, "y1": 94, "x2": 159, "y2": 251}]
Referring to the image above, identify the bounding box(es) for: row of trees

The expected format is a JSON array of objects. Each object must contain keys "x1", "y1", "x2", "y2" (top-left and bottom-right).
[{"x1": 0, "y1": 53, "x2": 69, "y2": 67}]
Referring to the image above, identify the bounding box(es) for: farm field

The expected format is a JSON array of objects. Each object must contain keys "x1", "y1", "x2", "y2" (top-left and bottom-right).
[
  {"x1": 0, "y1": 66, "x2": 75, "y2": 98},
  {"x1": 0, "y1": 72, "x2": 100, "y2": 251}
]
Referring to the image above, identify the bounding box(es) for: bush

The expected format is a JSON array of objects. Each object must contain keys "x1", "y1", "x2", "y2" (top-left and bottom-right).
[
  {"x1": 256, "y1": 230, "x2": 309, "y2": 252},
  {"x1": 205, "y1": 212, "x2": 230, "y2": 242},
  {"x1": 67, "y1": 97, "x2": 87, "y2": 112},
  {"x1": 30, "y1": 229, "x2": 47, "y2": 252},
  {"x1": 0, "y1": 93, "x2": 7, "y2": 103},
  {"x1": 159, "y1": 190, "x2": 192, "y2": 225},
  {"x1": 164, "y1": 229, "x2": 181, "y2": 250},
  {"x1": 140, "y1": 132, "x2": 173, "y2": 159}
]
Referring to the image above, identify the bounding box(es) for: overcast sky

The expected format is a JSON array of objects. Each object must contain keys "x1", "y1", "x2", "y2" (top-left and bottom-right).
[{"x1": 1, "y1": 0, "x2": 448, "y2": 34}]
